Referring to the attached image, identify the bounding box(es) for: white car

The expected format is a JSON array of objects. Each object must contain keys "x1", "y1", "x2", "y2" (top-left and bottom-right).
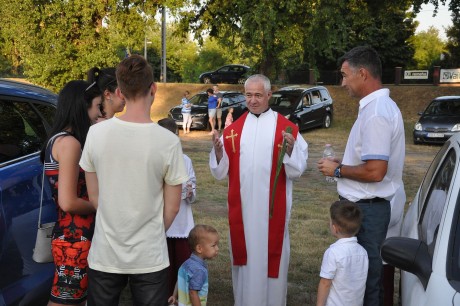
[{"x1": 382, "y1": 133, "x2": 460, "y2": 305}]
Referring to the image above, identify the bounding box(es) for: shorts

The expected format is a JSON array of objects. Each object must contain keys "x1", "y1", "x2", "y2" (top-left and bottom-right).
[
  {"x1": 208, "y1": 109, "x2": 216, "y2": 118},
  {"x1": 216, "y1": 108, "x2": 222, "y2": 118}
]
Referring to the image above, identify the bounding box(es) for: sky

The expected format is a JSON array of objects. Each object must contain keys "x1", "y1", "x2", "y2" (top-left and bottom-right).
[{"x1": 414, "y1": 2, "x2": 453, "y2": 40}]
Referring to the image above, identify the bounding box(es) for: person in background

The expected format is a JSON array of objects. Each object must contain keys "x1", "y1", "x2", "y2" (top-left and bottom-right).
[
  {"x1": 80, "y1": 55, "x2": 188, "y2": 306},
  {"x1": 168, "y1": 225, "x2": 220, "y2": 306},
  {"x1": 316, "y1": 200, "x2": 368, "y2": 306},
  {"x1": 87, "y1": 67, "x2": 125, "y2": 123},
  {"x1": 41, "y1": 80, "x2": 102, "y2": 306},
  {"x1": 224, "y1": 107, "x2": 234, "y2": 129},
  {"x1": 318, "y1": 45, "x2": 405, "y2": 306},
  {"x1": 213, "y1": 84, "x2": 223, "y2": 131},
  {"x1": 207, "y1": 88, "x2": 218, "y2": 135},
  {"x1": 210, "y1": 74, "x2": 308, "y2": 305},
  {"x1": 181, "y1": 91, "x2": 192, "y2": 134},
  {"x1": 158, "y1": 118, "x2": 197, "y2": 299}
]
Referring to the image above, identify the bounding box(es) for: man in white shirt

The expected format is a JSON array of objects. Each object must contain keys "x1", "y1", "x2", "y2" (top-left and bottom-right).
[
  {"x1": 318, "y1": 46, "x2": 405, "y2": 306},
  {"x1": 80, "y1": 55, "x2": 188, "y2": 305}
]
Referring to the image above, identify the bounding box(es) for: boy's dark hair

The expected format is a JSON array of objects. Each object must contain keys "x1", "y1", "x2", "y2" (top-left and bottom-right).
[
  {"x1": 188, "y1": 224, "x2": 218, "y2": 251},
  {"x1": 206, "y1": 88, "x2": 214, "y2": 94},
  {"x1": 330, "y1": 200, "x2": 363, "y2": 236},
  {"x1": 338, "y1": 45, "x2": 382, "y2": 80},
  {"x1": 116, "y1": 55, "x2": 154, "y2": 100},
  {"x1": 158, "y1": 118, "x2": 178, "y2": 135}
]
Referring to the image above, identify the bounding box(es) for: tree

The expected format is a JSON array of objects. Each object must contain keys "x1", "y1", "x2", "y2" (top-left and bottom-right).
[
  {"x1": 411, "y1": 0, "x2": 460, "y2": 18},
  {"x1": 408, "y1": 26, "x2": 446, "y2": 68},
  {"x1": 443, "y1": 15, "x2": 460, "y2": 67}
]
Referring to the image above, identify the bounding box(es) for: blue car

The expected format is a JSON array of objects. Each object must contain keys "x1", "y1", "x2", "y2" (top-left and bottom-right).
[{"x1": 0, "y1": 79, "x2": 57, "y2": 305}]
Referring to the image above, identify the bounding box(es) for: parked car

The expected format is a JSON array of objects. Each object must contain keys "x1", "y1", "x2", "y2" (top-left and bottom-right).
[
  {"x1": 199, "y1": 64, "x2": 250, "y2": 84},
  {"x1": 168, "y1": 91, "x2": 247, "y2": 131},
  {"x1": 413, "y1": 96, "x2": 460, "y2": 144},
  {"x1": 0, "y1": 79, "x2": 57, "y2": 305},
  {"x1": 269, "y1": 86, "x2": 333, "y2": 131},
  {"x1": 381, "y1": 133, "x2": 460, "y2": 306}
]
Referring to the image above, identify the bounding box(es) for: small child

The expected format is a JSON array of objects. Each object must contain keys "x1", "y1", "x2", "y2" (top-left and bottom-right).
[
  {"x1": 224, "y1": 107, "x2": 234, "y2": 129},
  {"x1": 168, "y1": 224, "x2": 219, "y2": 306},
  {"x1": 316, "y1": 200, "x2": 368, "y2": 306},
  {"x1": 158, "y1": 118, "x2": 197, "y2": 298}
]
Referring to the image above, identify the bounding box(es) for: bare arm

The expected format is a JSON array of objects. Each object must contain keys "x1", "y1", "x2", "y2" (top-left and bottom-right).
[
  {"x1": 85, "y1": 172, "x2": 99, "y2": 209},
  {"x1": 168, "y1": 281, "x2": 178, "y2": 305},
  {"x1": 163, "y1": 183, "x2": 181, "y2": 231},
  {"x1": 316, "y1": 277, "x2": 332, "y2": 306},
  {"x1": 189, "y1": 290, "x2": 202, "y2": 306},
  {"x1": 317, "y1": 158, "x2": 387, "y2": 182},
  {"x1": 211, "y1": 130, "x2": 223, "y2": 163},
  {"x1": 55, "y1": 137, "x2": 95, "y2": 214}
]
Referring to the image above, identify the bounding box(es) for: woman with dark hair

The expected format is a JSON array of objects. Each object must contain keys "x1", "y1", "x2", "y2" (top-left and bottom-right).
[
  {"x1": 87, "y1": 67, "x2": 125, "y2": 122},
  {"x1": 41, "y1": 80, "x2": 101, "y2": 306}
]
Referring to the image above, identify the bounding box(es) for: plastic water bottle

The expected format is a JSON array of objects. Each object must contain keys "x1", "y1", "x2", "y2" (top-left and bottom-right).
[{"x1": 323, "y1": 144, "x2": 337, "y2": 183}]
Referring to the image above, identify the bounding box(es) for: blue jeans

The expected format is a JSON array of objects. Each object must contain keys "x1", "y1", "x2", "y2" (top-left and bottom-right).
[{"x1": 357, "y1": 200, "x2": 391, "y2": 306}]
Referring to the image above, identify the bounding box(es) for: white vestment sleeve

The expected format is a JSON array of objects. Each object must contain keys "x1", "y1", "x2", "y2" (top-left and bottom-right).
[
  {"x1": 283, "y1": 134, "x2": 308, "y2": 179},
  {"x1": 209, "y1": 136, "x2": 229, "y2": 180}
]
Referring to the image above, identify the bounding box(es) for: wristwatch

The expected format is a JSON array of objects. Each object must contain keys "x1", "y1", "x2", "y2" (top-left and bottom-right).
[{"x1": 334, "y1": 164, "x2": 343, "y2": 178}]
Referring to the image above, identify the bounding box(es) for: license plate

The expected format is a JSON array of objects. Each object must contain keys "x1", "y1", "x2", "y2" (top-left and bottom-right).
[{"x1": 427, "y1": 133, "x2": 444, "y2": 138}]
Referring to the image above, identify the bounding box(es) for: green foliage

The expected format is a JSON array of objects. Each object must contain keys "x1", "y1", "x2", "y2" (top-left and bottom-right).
[
  {"x1": 408, "y1": 26, "x2": 446, "y2": 68},
  {"x1": 442, "y1": 15, "x2": 460, "y2": 67}
]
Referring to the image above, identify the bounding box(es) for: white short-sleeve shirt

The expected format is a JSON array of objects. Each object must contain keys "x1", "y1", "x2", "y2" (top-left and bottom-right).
[
  {"x1": 320, "y1": 237, "x2": 369, "y2": 306},
  {"x1": 338, "y1": 89, "x2": 405, "y2": 202}
]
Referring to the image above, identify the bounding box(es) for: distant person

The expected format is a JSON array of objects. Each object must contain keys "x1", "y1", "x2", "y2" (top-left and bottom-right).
[
  {"x1": 158, "y1": 118, "x2": 197, "y2": 298},
  {"x1": 87, "y1": 67, "x2": 125, "y2": 122},
  {"x1": 168, "y1": 224, "x2": 220, "y2": 306},
  {"x1": 181, "y1": 91, "x2": 192, "y2": 134},
  {"x1": 210, "y1": 74, "x2": 308, "y2": 305},
  {"x1": 207, "y1": 88, "x2": 218, "y2": 135},
  {"x1": 316, "y1": 200, "x2": 368, "y2": 306},
  {"x1": 42, "y1": 80, "x2": 102, "y2": 306},
  {"x1": 213, "y1": 84, "x2": 223, "y2": 131},
  {"x1": 224, "y1": 107, "x2": 234, "y2": 129},
  {"x1": 80, "y1": 55, "x2": 189, "y2": 305},
  {"x1": 318, "y1": 46, "x2": 405, "y2": 305}
]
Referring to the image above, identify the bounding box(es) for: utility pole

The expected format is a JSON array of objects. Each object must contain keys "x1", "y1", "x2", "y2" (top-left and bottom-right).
[{"x1": 161, "y1": 6, "x2": 167, "y2": 83}]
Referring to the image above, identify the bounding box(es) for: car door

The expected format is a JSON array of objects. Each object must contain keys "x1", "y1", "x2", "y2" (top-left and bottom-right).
[
  {"x1": 398, "y1": 141, "x2": 460, "y2": 306},
  {"x1": 221, "y1": 94, "x2": 246, "y2": 122},
  {"x1": 214, "y1": 66, "x2": 231, "y2": 83},
  {"x1": 0, "y1": 99, "x2": 57, "y2": 305},
  {"x1": 296, "y1": 91, "x2": 321, "y2": 129}
]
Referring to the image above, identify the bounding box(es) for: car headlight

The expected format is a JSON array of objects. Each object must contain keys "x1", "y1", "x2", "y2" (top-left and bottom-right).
[
  {"x1": 414, "y1": 122, "x2": 422, "y2": 131},
  {"x1": 284, "y1": 114, "x2": 291, "y2": 119},
  {"x1": 451, "y1": 124, "x2": 460, "y2": 132}
]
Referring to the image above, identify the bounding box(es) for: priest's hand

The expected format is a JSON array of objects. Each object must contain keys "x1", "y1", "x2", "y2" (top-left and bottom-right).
[
  {"x1": 212, "y1": 130, "x2": 223, "y2": 163},
  {"x1": 282, "y1": 130, "x2": 295, "y2": 157}
]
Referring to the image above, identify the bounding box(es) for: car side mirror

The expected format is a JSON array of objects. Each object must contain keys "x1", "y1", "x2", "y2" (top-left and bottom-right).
[
  {"x1": 381, "y1": 237, "x2": 432, "y2": 289},
  {"x1": 418, "y1": 111, "x2": 423, "y2": 116}
]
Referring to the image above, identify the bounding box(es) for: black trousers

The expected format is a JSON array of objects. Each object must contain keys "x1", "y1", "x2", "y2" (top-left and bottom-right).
[{"x1": 87, "y1": 267, "x2": 168, "y2": 306}]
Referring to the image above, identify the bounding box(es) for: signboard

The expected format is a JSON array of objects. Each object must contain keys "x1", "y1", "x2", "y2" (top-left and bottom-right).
[
  {"x1": 404, "y1": 70, "x2": 429, "y2": 79},
  {"x1": 440, "y1": 69, "x2": 460, "y2": 83}
]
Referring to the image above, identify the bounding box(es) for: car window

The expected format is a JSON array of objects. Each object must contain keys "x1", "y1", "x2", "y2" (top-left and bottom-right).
[
  {"x1": 425, "y1": 99, "x2": 460, "y2": 116},
  {"x1": 218, "y1": 66, "x2": 230, "y2": 73},
  {"x1": 0, "y1": 100, "x2": 48, "y2": 164},
  {"x1": 319, "y1": 89, "x2": 331, "y2": 101},
  {"x1": 419, "y1": 148, "x2": 456, "y2": 256},
  {"x1": 221, "y1": 97, "x2": 230, "y2": 108},
  {"x1": 34, "y1": 103, "x2": 56, "y2": 128},
  {"x1": 269, "y1": 92, "x2": 300, "y2": 108},
  {"x1": 302, "y1": 94, "x2": 311, "y2": 107},
  {"x1": 189, "y1": 94, "x2": 208, "y2": 106},
  {"x1": 448, "y1": 190, "x2": 460, "y2": 285},
  {"x1": 311, "y1": 90, "x2": 322, "y2": 104}
]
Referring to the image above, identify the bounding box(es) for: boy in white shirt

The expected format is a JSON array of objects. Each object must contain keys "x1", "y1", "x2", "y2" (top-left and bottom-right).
[{"x1": 316, "y1": 200, "x2": 369, "y2": 306}]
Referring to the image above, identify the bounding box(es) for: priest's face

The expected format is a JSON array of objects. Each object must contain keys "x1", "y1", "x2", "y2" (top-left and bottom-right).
[{"x1": 245, "y1": 80, "x2": 271, "y2": 115}]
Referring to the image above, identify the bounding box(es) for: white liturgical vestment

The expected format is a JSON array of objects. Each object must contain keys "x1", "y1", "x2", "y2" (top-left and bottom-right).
[{"x1": 209, "y1": 109, "x2": 308, "y2": 306}]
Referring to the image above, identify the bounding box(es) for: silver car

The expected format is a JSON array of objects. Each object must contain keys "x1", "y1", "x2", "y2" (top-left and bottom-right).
[{"x1": 382, "y1": 133, "x2": 460, "y2": 305}]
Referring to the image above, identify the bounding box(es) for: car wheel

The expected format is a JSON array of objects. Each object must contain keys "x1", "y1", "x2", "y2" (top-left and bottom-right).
[
  {"x1": 323, "y1": 113, "x2": 332, "y2": 128},
  {"x1": 237, "y1": 78, "x2": 246, "y2": 84},
  {"x1": 203, "y1": 77, "x2": 211, "y2": 84}
]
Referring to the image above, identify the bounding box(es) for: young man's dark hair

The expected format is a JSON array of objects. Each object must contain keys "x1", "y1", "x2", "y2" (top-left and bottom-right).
[{"x1": 338, "y1": 45, "x2": 382, "y2": 80}]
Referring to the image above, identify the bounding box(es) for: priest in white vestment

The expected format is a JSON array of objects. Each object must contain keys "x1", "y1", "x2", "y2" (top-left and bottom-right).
[{"x1": 209, "y1": 74, "x2": 308, "y2": 306}]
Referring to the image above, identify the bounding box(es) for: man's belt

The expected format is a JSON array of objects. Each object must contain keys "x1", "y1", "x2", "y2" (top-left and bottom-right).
[{"x1": 339, "y1": 196, "x2": 387, "y2": 204}]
